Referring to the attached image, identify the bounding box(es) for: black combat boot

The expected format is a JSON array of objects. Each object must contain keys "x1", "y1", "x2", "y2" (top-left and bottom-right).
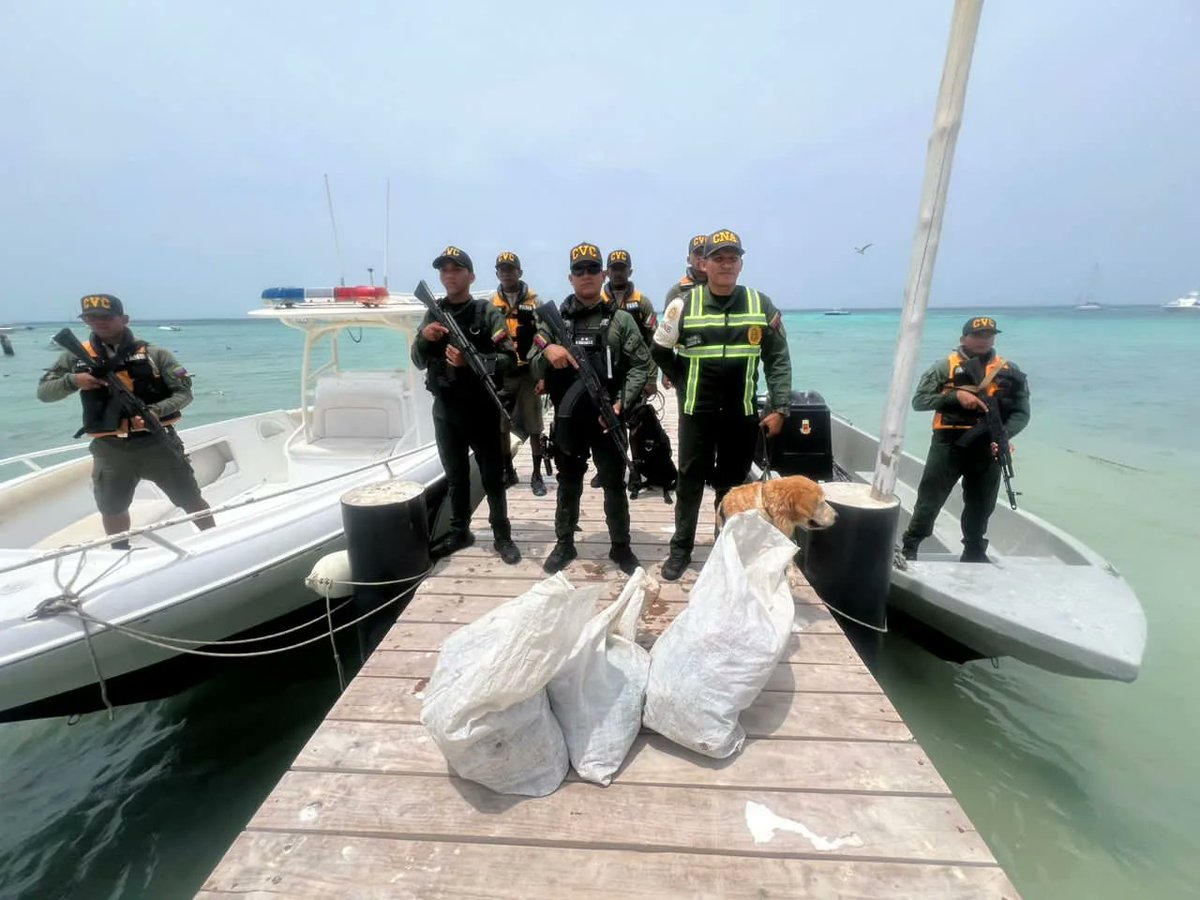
[
  {"x1": 543, "y1": 540, "x2": 578, "y2": 574},
  {"x1": 608, "y1": 543, "x2": 639, "y2": 576},
  {"x1": 494, "y1": 538, "x2": 522, "y2": 565},
  {"x1": 661, "y1": 551, "x2": 690, "y2": 582},
  {"x1": 430, "y1": 529, "x2": 475, "y2": 559},
  {"x1": 960, "y1": 540, "x2": 990, "y2": 563}
]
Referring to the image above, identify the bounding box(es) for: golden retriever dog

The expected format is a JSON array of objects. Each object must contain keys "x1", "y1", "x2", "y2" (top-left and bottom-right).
[{"x1": 718, "y1": 476, "x2": 837, "y2": 536}]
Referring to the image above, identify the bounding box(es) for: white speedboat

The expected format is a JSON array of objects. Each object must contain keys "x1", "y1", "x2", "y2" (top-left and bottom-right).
[
  {"x1": 828, "y1": 417, "x2": 1146, "y2": 682},
  {"x1": 1163, "y1": 290, "x2": 1198, "y2": 310},
  {"x1": 0, "y1": 290, "x2": 472, "y2": 722}
]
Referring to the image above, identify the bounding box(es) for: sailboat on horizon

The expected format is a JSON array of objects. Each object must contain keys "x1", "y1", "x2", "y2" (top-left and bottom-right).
[{"x1": 1074, "y1": 262, "x2": 1104, "y2": 310}]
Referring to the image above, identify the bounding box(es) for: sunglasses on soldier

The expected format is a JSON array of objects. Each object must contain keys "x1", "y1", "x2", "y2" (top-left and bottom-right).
[{"x1": 571, "y1": 264, "x2": 603, "y2": 276}]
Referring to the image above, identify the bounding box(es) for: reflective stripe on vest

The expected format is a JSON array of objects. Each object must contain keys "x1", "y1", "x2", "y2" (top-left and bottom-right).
[
  {"x1": 678, "y1": 286, "x2": 768, "y2": 415},
  {"x1": 932, "y1": 350, "x2": 1009, "y2": 430}
]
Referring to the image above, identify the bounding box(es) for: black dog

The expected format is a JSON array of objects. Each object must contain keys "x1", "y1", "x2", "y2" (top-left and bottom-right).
[{"x1": 626, "y1": 401, "x2": 677, "y2": 504}]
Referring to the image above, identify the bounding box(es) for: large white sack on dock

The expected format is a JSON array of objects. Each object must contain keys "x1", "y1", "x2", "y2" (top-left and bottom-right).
[
  {"x1": 548, "y1": 568, "x2": 652, "y2": 786},
  {"x1": 643, "y1": 511, "x2": 796, "y2": 758},
  {"x1": 420, "y1": 573, "x2": 597, "y2": 796}
]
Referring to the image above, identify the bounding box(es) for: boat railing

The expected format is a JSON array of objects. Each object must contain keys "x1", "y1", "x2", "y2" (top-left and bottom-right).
[
  {"x1": 0, "y1": 444, "x2": 430, "y2": 578},
  {"x1": 0, "y1": 442, "x2": 91, "y2": 476}
]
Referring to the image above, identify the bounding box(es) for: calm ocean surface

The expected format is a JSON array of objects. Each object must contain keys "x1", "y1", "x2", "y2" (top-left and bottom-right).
[{"x1": 1, "y1": 306, "x2": 1197, "y2": 898}]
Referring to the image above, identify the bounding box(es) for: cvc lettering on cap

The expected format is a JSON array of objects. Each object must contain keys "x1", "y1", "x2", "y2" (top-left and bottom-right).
[{"x1": 82, "y1": 296, "x2": 112, "y2": 310}]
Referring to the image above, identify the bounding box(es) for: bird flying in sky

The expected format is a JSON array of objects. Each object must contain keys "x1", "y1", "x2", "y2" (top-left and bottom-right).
[{"x1": 854, "y1": 243, "x2": 873, "y2": 255}]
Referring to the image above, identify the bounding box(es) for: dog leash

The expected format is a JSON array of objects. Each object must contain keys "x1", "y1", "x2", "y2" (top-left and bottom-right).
[{"x1": 756, "y1": 425, "x2": 773, "y2": 483}]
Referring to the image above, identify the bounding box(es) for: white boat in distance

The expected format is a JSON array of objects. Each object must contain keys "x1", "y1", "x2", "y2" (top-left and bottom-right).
[
  {"x1": 0, "y1": 290, "x2": 473, "y2": 722},
  {"x1": 829, "y1": 417, "x2": 1146, "y2": 682},
  {"x1": 1163, "y1": 290, "x2": 1198, "y2": 310}
]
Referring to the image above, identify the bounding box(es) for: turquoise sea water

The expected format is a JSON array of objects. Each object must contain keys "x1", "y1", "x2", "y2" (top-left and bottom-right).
[{"x1": 0, "y1": 306, "x2": 1197, "y2": 898}]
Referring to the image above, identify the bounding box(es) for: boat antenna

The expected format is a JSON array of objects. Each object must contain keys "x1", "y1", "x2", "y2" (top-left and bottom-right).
[
  {"x1": 383, "y1": 179, "x2": 391, "y2": 291},
  {"x1": 871, "y1": 0, "x2": 983, "y2": 501},
  {"x1": 324, "y1": 173, "x2": 346, "y2": 286}
]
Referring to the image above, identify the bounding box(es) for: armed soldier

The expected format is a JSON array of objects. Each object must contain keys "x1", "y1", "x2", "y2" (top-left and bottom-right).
[
  {"x1": 412, "y1": 247, "x2": 521, "y2": 564},
  {"x1": 528, "y1": 242, "x2": 651, "y2": 576},
  {"x1": 901, "y1": 316, "x2": 1031, "y2": 563},
  {"x1": 37, "y1": 293, "x2": 215, "y2": 549},
  {"x1": 491, "y1": 251, "x2": 549, "y2": 496},
  {"x1": 650, "y1": 229, "x2": 792, "y2": 581}
]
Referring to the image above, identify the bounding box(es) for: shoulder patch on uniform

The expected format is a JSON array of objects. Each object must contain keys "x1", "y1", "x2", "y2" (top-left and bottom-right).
[
  {"x1": 645, "y1": 312, "x2": 658, "y2": 329},
  {"x1": 492, "y1": 328, "x2": 509, "y2": 344},
  {"x1": 170, "y1": 365, "x2": 189, "y2": 378},
  {"x1": 769, "y1": 310, "x2": 783, "y2": 331}
]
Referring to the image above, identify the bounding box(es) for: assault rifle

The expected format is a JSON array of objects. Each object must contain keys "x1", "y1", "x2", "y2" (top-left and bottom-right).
[
  {"x1": 986, "y1": 396, "x2": 1021, "y2": 510},
  {"x1": 52, "y1": 327, "x2": 188, "y2": 463},
  {"x1": 955, "y1": 392, "x2": 1021, "y2": 510},
  {"x1": 414, "y1": 280, "x2": 512, "y2": 426},
  {"x1": 536, "y1": 300, "x2": 631, "y2": 469}
]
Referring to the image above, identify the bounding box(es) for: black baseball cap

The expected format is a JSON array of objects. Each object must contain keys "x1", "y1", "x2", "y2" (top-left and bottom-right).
[
  {"x1": 705, "y1": 228, "x2": 744, "y2": 257},
  {"x1": 688, "y1": 234, "x2": 707, "y2": 256},
  {"x1": 432, "y1": 246, "x2": 474, "y2": 272},
  {"x1": 962, "y1": 315, "x2": 1001, "y2": 336},
  {"x1": 495, "y1": 251, "x2": 521, "y2": 269},
  {"x1": 569, "y1": 242, "x2": 603, "y2": 269},
  {"x1": 79, "y1": 293, "x2": 124, "y2": 318},
  {"x1": 607, "y1": 249, "x2": 632, "y2": 268}
]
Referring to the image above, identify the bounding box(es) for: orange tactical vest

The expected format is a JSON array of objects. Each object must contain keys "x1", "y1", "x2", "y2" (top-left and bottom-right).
[
  {"x1": 932, "y1": 350, "x2": 1008, "y2": 431},
  {"x1": 78, "y1": 340, "x2": 180, "y2": 438}
]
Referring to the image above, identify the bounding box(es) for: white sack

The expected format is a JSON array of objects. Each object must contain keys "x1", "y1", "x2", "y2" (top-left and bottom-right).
[
  {"x1": 548, "y1": 568, "x2": 652, "y2": 786},
  {"x1": 643, "y1": 511, "x2": 797, "y2": 758},
  {"x1": 420, "y1": 573, "x2": 598, "y2": 796}
]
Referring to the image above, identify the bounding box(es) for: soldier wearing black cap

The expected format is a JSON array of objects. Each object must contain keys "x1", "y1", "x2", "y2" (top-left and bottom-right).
[
  {"x1": 901, "y1": 316, "x2": 1031, "y2": 563},
  {"x1": 490, "y1": 251, "x2": 549, "y2": 496},
  {"x1": 663, "y1": 234, "x2": 709, "y2": 307},
  {"x1": 602, "y1": 249, "x2": 658, "y2": 394},
  {"x1": 411, "y1": 247, "x2": 521, "y2": 564},
  {"x1": 37, "y1": 293, "x2": 215, "y2": 549},
  {"x1": 528, "y1": 242, "x2": 652, "y2": 576},
  {"x1": 650, "y1": 229, "x2": 793, "y2": 582},
  {"x1": 660, "y1": 234, "x2": 709, "y2": 391}
]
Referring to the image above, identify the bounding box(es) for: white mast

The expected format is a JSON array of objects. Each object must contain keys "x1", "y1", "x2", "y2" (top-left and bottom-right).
[
  {"x1": 871, "y1": 0, "x2": 984, "y2": 501},
  {"x1": 324, "y1": 173, "x2": 346, "y2": 287},
  {"x1": 384, "y1": 179, "x2": 391, "y2": 291}
]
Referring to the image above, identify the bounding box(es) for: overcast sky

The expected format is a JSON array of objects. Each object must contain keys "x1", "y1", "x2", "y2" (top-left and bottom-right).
[{"x1": 2, "y1": 0, "x2": 1196, "y2": 320}]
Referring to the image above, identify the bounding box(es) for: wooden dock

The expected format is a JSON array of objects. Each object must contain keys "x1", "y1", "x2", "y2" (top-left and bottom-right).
[{"x1": 200, "y1": 401, "x2": 1017, "y2": 898}]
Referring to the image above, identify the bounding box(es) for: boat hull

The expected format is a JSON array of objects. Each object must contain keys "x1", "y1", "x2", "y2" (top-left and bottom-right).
[{"x1": 827, "y1": 416, "x2": 1147, "y2": 681}]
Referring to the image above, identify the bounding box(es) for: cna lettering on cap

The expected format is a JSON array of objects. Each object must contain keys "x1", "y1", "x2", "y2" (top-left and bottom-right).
[
  {"x1": 972, "y1": 317, "x2": 996, "y2": 330},
  {"x1": 82, "y1": 295, "x2": 112, "y2": 311},
  {"x1": 571, "y1": 244, "x2": 600, "y2": 262},
  {"x1": 711, "y1": 229, "x2": 739, "y2": 244}
]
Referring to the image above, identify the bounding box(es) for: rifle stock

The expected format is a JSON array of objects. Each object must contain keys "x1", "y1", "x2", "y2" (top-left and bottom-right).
[{"x1": 413, "y1": 281, "x2": 512, "y2": 425}]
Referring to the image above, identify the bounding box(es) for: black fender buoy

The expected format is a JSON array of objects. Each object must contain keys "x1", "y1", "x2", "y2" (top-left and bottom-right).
[
  {"x1": 802, "y1": 481, "x2": 898, "y2": 667},
  {"x1": 341, "y1": 479, "x2": 430, "y2": 661}
]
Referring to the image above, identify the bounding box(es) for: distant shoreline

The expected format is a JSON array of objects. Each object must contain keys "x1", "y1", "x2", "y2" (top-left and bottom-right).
[{"x1": 0, "y1": 303, "x2": 1179, "y2": 327}]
